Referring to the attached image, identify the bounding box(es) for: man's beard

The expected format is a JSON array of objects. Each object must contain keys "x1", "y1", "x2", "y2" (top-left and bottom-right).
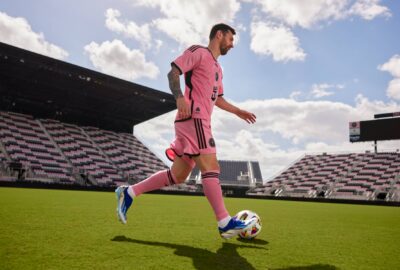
[{"x1": 220, "y1": 46, "x2": 229, "y2": 55}]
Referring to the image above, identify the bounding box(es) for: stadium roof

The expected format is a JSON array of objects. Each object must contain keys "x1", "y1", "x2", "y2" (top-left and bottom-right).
[{"x1": 0, "y1": 42, "x2": 176, "y2": 133}]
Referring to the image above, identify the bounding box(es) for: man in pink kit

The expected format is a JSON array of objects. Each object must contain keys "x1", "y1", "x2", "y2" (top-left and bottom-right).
[{"x1": 116, "y1": 23, "x2": 257, "y2": 239}]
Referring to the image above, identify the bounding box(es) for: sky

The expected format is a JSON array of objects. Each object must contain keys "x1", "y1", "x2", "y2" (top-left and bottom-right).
[{"x1": 1, "y1": 0, "x2": 399, "y2": 180}]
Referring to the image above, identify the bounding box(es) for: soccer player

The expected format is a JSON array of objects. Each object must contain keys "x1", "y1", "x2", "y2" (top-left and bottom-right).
[{"x1": 116, "y1": 23, "x2": 257, "y2": 239}]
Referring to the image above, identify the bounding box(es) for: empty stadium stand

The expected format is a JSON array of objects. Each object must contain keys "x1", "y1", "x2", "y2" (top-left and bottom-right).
[
  {"x1": 248, "y1": 152, "x2": 400, "y2": 202},
  {"x1": 40, "y1": 118, "x2": 122, "y2": 186},
  {"x1": 0, "y1": 111, "x2": 74, "y2": 183},
  {"x1": 82, "y1": 126, "x2": 167, "y2": 183},
  {"x1": 0, "y1": 111, "x2": 168, "y2": 186},
  {"x1": 0, "y1": 42, "x2": 177, "y2": 189}
]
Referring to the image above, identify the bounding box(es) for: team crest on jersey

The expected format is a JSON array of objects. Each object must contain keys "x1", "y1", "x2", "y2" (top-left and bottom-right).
[
  {"x1": 215, "y1": 72, "x2": 219, "y2": 81},
  {"x1": 209, "y1": 138, "x2": 216, "y2": 147}
]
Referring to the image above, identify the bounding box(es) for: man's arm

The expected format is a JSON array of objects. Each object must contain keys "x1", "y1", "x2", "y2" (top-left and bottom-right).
[
  {"x1": 167, "y1": 66, "x2": 191, "y2": 119},
  {"x1": 167, "y1": 65, "x2": 184, "y2": 99},
  {"x1": 215, "y1": 96, "x2": 256, "y2": 124}
]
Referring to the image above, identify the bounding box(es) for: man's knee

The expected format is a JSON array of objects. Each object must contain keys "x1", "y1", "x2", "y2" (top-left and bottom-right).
[
  {"x1": 194, "y1": 154, "x2": 219, "y2": 173},
  {"x1": 169, "y1": 155, "x2": 194, "y2": 184},
  {"x1": 173, "y1": 171, "x2": 189, "y2": 183},
  {"x1": 170, "y1": 165, "x2": 191, "y2": 184},
  {"x1": 201, "y1": 164, "x2": 220, "y2": 173}
]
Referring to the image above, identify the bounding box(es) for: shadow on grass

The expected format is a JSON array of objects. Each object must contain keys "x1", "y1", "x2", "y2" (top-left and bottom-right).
[
  {"x1": 271, "y1": 264, "x2": 339, "y2": 270},
  {"x1": 112, "y1": 235, "x2": 267, "y2": 270},
  {"x1": 236, "y1": 237, "x2": 269, "y2": 245}
]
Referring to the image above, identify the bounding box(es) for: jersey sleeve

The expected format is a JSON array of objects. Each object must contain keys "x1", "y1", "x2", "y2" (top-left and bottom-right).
[
  {"x1": 218, "y1": 70, "x2": 224, "y2": 97},
  {"x1": 218, "y1": 83, "x2": 224, "y2": 97},
  {"x1": 171, "y1": 46, "x2": 202, "y2": 75}
]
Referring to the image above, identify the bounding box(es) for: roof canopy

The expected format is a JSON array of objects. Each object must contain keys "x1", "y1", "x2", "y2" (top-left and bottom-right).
[{"x1": 0, "y1": 42, "x2": 176, "y2": 133}]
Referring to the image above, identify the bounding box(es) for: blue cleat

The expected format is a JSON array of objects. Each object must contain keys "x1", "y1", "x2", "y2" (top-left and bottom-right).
[
  {"x1": 218, "y1": 216, "x2": 257, "y2": 239},
  {"x1": 115, "y1": 185, "x2": 133, "y2": 224}
]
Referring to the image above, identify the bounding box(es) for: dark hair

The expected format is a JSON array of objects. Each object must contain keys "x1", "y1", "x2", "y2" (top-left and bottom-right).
[{"x1": 209, "y1": 23, "x2": 236, "y2": 40}]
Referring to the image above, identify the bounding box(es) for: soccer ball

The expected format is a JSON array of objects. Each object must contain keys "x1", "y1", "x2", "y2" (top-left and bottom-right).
[{"x1": 236, "y1": 210, "x2": 262, "y2": 239}]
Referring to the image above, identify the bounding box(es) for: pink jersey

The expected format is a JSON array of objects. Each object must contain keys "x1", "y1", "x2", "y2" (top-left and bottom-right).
[{"x1": 172, "y1": 45, "x2": 223, "y2": 121}]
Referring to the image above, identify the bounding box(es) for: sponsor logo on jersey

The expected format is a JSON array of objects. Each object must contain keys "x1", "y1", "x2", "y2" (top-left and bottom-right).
[{"x1": 211, "y1": 86, "x2": 218, "y2": 101}]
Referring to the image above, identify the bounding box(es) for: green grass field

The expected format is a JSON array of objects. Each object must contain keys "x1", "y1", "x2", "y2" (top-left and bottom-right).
[{"x1": 0, "y1": 187, "x2": 399, "y2": 270}]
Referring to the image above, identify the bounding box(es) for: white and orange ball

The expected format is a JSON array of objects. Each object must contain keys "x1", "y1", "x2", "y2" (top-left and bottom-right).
[{"x1": 236, "y1": 210, "x2": 262, "y2": 239}]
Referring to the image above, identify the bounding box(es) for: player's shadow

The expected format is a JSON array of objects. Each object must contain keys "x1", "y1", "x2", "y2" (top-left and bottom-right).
[
  {"x1": 271, "y1": 265, "x2": 339, "y2": 270},
  {"x1": 112, "y1": 235, "x2": 267, "y2": 270}
]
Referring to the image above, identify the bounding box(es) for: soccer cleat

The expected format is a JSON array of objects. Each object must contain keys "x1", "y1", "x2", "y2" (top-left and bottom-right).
[
  {"x1": 218, "y1": 216, "x2": 258, "y2": 239},
  {"x1": 115, "y1": 185, "x2": 133, "y2": 224}
]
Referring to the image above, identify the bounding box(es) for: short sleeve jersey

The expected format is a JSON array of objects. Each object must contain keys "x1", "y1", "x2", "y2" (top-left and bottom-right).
[{"x1": 172, "y1": 45, "x2": 223, "y2": 121}]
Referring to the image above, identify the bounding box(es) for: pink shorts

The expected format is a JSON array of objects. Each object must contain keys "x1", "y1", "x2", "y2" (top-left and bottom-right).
[{"x1": 165, "y1": 118, "x2": 216, "y2": 168}]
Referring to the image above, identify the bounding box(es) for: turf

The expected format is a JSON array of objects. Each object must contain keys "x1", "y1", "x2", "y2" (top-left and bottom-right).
[{"x1": 0, "y1": 187, "x2": 399, "y2": 270}]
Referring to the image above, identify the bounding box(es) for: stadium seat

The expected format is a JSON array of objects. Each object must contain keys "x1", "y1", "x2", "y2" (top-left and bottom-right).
[
  {"x1": 247, "y1": 152, "x2": 400, "y2": 201},
  {"x1": 0, "y1": 111, "x2": 74, "y2": 183}
]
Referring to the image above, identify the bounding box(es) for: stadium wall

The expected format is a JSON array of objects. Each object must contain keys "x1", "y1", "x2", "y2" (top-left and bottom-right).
[{"x1": 1, "y1": 180, "x2": 399, "y2": 207}]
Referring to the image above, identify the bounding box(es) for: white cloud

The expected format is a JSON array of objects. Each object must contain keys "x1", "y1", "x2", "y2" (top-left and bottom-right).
[
  {"x1": 386, "y1": 79, "x2": 400, "y2": 101},
  {"x1": 84, "y1": 39, "x2": 159, "y2": 80},
  {"x1": 154, "y1": 39, "x2": 163, "y2": 52},
  {"x1": 378, "y1": 55, "x2": 400, "y2": 100},
  {"x1": 305, "y1": 140, "x2": 400, "y2": 154},
  {"x1": 0, "y1": 11, "x2": 68, "y2": 59},
  {"x1": 247, "y1": 0, "x2": 390, "y2": 61},
  {"x1": 250, "y1": 21, "x2": 306, "y2": 62},
  {"x1": 250, "y1": 0, "x2": 348, "y2": 28},
  {"x1": 311, "y1": 84, "x2": 335, "y2": 98},
  {"x1": 289, "y1": 91, "x2": 302, "y2": 100},
  {"x1": 249, "y1": 0, "x2": 390, "y2": 29},
  {"x1": 349, "y1": 0, "x2": 391, "y2": 20},
  {"x1": 215, "y1": 98, "x2": 350, "y2": 144},
  {"x1": 151, "y1": 17, "x2": 204, "y2": 47},
  {"x1": 105, "y1": 8, "x2": 152, "y2": 49},
  {"x1": 378, "y1": 55, "x2": 400, "y2": 78},
  {"x1": 310, "y1": 83, "x2": 345, "y2": 98},
  {"x1": 135, "y1": 0, "x2": 241, "y2": 47},
  {"x1": 134, "y1": 96, "x2": 400, "y2": 180},
  {"x1": 134, "y1": 111, "x2": 176, "y2": 164}
]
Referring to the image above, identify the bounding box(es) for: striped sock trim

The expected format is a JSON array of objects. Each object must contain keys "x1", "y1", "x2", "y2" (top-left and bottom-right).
[
  {"x1": 166, "y1": 169, "x2": 176, "y2": 185},
  {"x1": 201, "y1": 172, "x2": 220, "y2": 179}
]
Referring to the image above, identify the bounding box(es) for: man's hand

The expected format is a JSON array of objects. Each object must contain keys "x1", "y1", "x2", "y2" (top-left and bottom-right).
[
  {"x1": 216, "y1": 97, "x2": 256, "y2": 124},
  {"x1": 177, "y1": 96, "x2": 191, "y2": 119},
  {"x1": 236, "y1": 109, "x2": 256, "y2": 124}
]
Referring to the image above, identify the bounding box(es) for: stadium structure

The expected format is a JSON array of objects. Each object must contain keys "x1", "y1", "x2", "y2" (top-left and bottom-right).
[
  {"x1": 1, "y1": 41, "x2": 399, "y2": 205},
  {"x1": 248, "y1": 113, "x2": 400, "y2": 203},
  {"x1": 248, "y1": 151, "x2": 400, "y2": 201},
  {"x1": 0, "y1": 42, "x2": 262, "y2": 194},
  {"x1": 0, "y1": 42, "x2": 175, "y2": 187},
  {"x1": 185, "y1": 161, "x2": 263, "y2": 196}
]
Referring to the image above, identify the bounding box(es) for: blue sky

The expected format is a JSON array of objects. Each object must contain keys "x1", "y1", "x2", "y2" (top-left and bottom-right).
[{"x1": 1, "y1": 0, "x2": 399, "y2": 179}]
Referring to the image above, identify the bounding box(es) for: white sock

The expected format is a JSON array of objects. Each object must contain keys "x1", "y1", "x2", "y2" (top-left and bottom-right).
[
  {"x1": 127, "y1": 186, "x2": 136, "y2": 198},
  {"x1": 217, "y1": 215, "x2": 231, "y2": 228}
]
